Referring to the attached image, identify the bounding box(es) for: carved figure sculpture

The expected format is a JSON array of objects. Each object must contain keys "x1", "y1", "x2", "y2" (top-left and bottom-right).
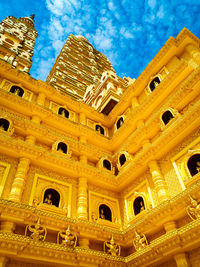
[
  {"x1": 57, "y1": 225, "x2": 77, "y2": 248},
  {"x1": 104, "y1": 235, "x2": 120, "y2": 256},
  {"x1": 13, "y1": 88, "x2": 20, "y2": 96},
  {"x1": 186, "y1": 196, "x2": 200, "y2": 220},
  {"x1": 99, "y1": 208, "x2": 105, "y2": 219},
  {"x1": 44, "y1": 193, "x2": 52, "y2": 205},
  {"x1": 60, "y1": 109, "x2": 66, "y2": 118},
  {"x1": 139, "y1": 201, "x2": 145, "y2": 212},
  {"x1": 196, "y1": 161, "x2": 200, "y2": 173},
  {"x1": 25, "y1": 218, "x2": 47, "y2": 241},
  {"x1": 153, "y1": 80, "x2": 159, "y2": 88},
  {"x1": 133, "y1": 230, "x2": 148, "y2": 251}
]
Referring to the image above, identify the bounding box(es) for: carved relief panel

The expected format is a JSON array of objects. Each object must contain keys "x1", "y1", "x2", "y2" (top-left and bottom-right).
[
  {"x1": 0, "y1": 161, "x2": 10, "y2": 197},
  {"x1": 0, "y1": 79, "x2": 33, "y2": 101},
  {"x1": 171, "y1": 138, "x2": 200, "y2": 187},
  {"x1": 29, "y1": 173, "x2": 72, "y2": 217},
  {"x1": 49, "y1": 101, "x2": 77, "y2": 122},
  {"x1": 89, "y1": 191, "x2": 121, "y2": 229},
  {"x1": 124, "y1": 180, "x2": 154, "y2": 223}
]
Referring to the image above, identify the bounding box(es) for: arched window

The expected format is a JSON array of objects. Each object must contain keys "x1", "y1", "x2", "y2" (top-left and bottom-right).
[
  {"x1": 119, "y1": 154, "x2": 126, "y2": 166},
  {"x1": 43, "y1": 188, "x2": 60, "y2": 207},
  {"x1": 162, "y1": 110, "x2": 174, "y2": 125},
  {"x1": 116, "y1": 117, "x2": 124, "y2": 129},
  {"x1": 96, "y1": 125, "x2": 104, "y2": 135},
  {"x1": 99, "y1": 204, "x2": 112, "y2": 221},
  {"x1": 103, "y1": 159, "x2": 111, "y2": 171},
  {"x1": 133, "y1": 196, "x2": 145, "y2": 215},
  {"x1": 187, "y1": 154, "x2": 200, "y2": 176},
  {"x1": 149, "y1": 77, "x2": 161, "y2": 92},
  {"x1": 58, "y1": 107, "x2": 69, "y2": 119},
  {"x1": 10, "y1": 85, "x2": 24, "y2": 97},
  {"x1": 57, "y1": 142, "x2": 68, "y2": 154},
  {"x1": 0, "y1": 119, "x2": 10, "y2": 131}
]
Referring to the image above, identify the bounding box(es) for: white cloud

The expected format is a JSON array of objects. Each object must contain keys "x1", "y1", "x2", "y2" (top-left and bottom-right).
[{"x1": 148, "y1": 0, "x2": 156, "y2": 9}]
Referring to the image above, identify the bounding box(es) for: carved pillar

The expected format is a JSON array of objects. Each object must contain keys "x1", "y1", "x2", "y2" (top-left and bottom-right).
[
  {"x1": 79, "y1": 113, "x2": 86, "y2": 125},
  {"x1": 185, "y1": 44, "x2": 200, "y2": 65},
  {"x1": 148, "y1": 160, "x2": 169, "y2": 202},
  {"x1": 1, "y1": 221, "x2": 15, "y2": 232},
  {"x1": 0, "y1": 257, "x2": 7, "y2": 267},
  {"x1": 174, "y1": 253, "x2": 190, "y2": 267},
  {"x1": 37, "y1": 92, "x2": 46, "y2": 106},
  {"x1": 136, "y1": 120, "x2": 144, "y2": 129},
  {"x1": 77, "y1": 176, "x2": 88, "y2": 220},
  {"x1": 25, "y1": 135, "x2": 36, "y2": 145},
  {"x1": 131, "y1": 96, "x2": 139, "y2": 109},
  {"x1": 164, "y1": 221, "x2": 176, "y2": 232},
  {"x1": 79, "y1": 237, "x2": 90, "y2": 249},
  {"x1": 32, "y1": 115, "x2": 41, "y2": 124},
  {"x1": 79, "y1": 135, "x2": 87, "y2": 144},
  {"x1": 25, "y1": 115, "x2": 41, "y2": 145},
  {"x1": 9, "y1": 158, "x2": 30, "y2": 202}
]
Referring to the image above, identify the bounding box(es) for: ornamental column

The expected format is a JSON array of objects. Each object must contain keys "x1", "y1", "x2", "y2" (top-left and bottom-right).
[
  {"x1": 77, "y1": 176, "x2": 88, "y2": 220},
  {"x1": 79, "y1": 112, "x2": 86, "y2": 125},
  {"x1": 148, "y1": 160, "x2": 169, "y2": 202},
  {"x1": 77, "y1": 152, "x2": 90, "y2": 248},
  {"x1": 174, "y1": 253, "x2": 190, "y2": 267},
  {"x1": 77, "y1": 144, "x2": 88, "y2": 220},
  {"x1": 37, "y1": 92, "x2": 46, "y2": 106},
  {"x1": 185, "y1": 44, "x2": 200, "y2": 65},
  {"x1": 0, "y1": 257, "x2": 7, "y2": 267},
  {"x1": 131, "y1": 96, "x2": 139, "y2": 109},
  {"x1": 9, "y1": 158, "x2": 30, "y2": 202}
]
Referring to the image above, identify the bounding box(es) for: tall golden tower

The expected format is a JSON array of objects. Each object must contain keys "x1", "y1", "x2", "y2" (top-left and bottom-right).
[
  {"x1": 46, "y1": 34, "x2": 115, "y2": 100},
  {"x1": 0, "y1": 15, "x2": 37, "y2": 73}
]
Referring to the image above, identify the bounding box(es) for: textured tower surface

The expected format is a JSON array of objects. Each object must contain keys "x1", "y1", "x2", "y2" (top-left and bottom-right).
[
  {"x1": 46, "y1": 34, "x2": 115, "y2": 100},
  {"x1": 0, "y1": 15, "x2": 37, "y2": 73}
]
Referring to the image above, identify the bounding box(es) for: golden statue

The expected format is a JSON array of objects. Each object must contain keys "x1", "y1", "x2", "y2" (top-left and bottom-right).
[
  {"x1": 139, "y1": 201, "x2": 145, "y2": 212},
  {"x1": 133, "y1": 230, "x2": 148, "y2": 251},
  {"x1": 60, "y1": 109, "x2": 66, "y2": 118},
  {"x1": 99, "y1": 208, "x2": 105, "y2": 219},
  {"x1": 25, "y1": 218, "x2": 47, "y2": 241},
  {"x1": 0, "y1": 124, "x2": 5, "y2": 131},
  {"x1": 13, "y1": 87, "x2": 20, "y2": 96},
  {"x1": 104, "y1": 235, "x2": 120, "y2": 256},
  {"x1": 196, "y1": 161, "x2": 200, "y2": 172},
  {"x1": 57, "y1": 225, "x2": 77, "y2": 248},
  {"x1": 44, "y1": 193, "x2": 52, "y2": 205},
  {"x1": 186, "y1": 196, "x2": 200, "y2": 220},
  {"x1": 153, "y1": 80, "x2": 159, "y2": 88}
]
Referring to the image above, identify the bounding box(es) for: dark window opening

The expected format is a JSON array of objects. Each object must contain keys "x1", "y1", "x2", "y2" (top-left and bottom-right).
[
  {"x1": 101, "y1": 99, "x2": 118, "y2": 115},
  {"x1": 116, "y1": 117, "x2": 124, "y2": 129},
  {"x1": 119, "y1": 154, "x2": 126, "y2": 166},
  {"x1": 0, "y1": 119, "x2": 9, "y2": 131},
  {"x1": 187, "y1": 154, "x2": 200, "y2": 176},
  {"x1": 133, "y1": 196, "x2": 145, "y2": 215},
  {"x1": 96, "y1": 125, "x2": 104, "y2": 135},
  {"x1": 162, "y1": 110, "x2": 174, "y2": 125},
  {"x1": 43, "y1": 188, "x2": 60, "y2": 207},
  {"x1": 10, "y1": 86, "x2": 24, "y2": 97},
  {"x1": 99, "y1": 204, "x2": 112, "y2": 221},
  {"x1": 57, "y1": 142, "x2": 68, "y2": 154},
  {"x1": 149, "y1": 77, "x2": 161, "y2": 92},
  {"x1": 103, "y1": 159, "x2": 111, "y2": 170},
  {"x1": 58, "y1": 107, "x2": 69, "y2": 118}
]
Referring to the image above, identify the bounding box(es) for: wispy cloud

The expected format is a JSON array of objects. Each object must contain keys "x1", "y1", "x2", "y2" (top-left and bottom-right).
[{"x1": 0, "y1": 0, "x2": 200, "y2": 81}]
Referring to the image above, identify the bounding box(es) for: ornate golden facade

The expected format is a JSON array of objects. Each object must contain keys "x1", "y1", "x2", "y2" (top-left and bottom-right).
[{"x1": 0, "y1": 15, "x2": 200, "y2": 267}]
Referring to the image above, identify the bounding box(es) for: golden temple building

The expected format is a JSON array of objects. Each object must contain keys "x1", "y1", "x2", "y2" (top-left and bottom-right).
[{"x1": 0, "y1": 14, "x2": 200, "y2": 267}]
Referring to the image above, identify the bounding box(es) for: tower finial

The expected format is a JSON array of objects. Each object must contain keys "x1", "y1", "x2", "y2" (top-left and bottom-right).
[{"x1": 30, "y1": 14, "x2": 35, "y2": 20}]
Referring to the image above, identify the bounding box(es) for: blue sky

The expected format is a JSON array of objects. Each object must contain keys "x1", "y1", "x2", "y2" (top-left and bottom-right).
[{"x1": 0, "y1": 0, "x2": 200, "y2": 81}]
